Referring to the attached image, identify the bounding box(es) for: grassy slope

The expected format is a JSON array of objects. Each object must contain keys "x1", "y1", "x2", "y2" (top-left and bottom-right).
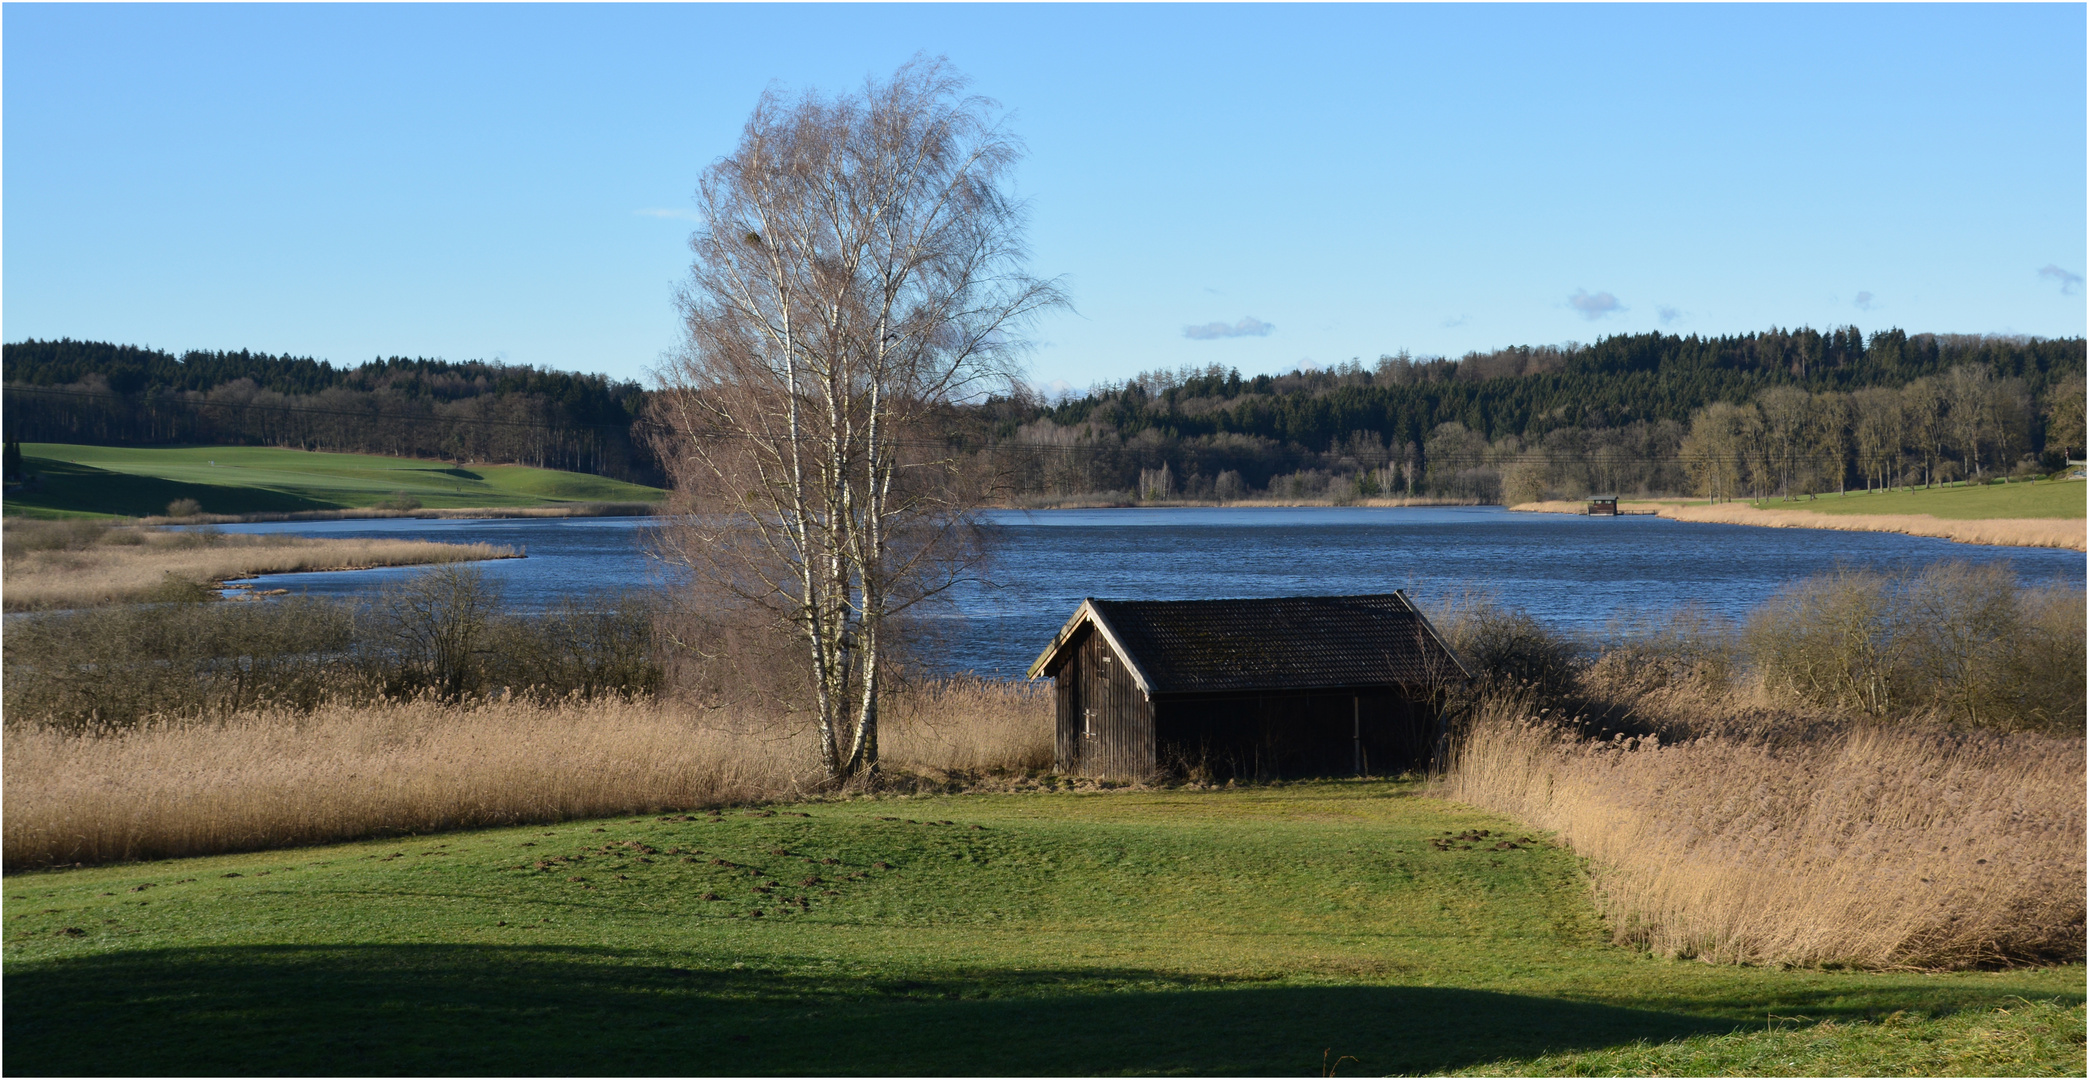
[
  {"x1": 4, "y1": 783, "x2": 2080, "y2": 1076},
  {"x1": 1745, "y1": 479, "x2": 2086, "y2": 520},
  {"x1": 4, "y1": 443, "x2": 664, "y2": 518}
]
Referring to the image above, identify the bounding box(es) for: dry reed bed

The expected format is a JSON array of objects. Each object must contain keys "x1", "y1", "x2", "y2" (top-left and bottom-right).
[
  {"x1": 1660, "y1": 503, "x2": 2084, "y2": 551},
  {"x1": 1444, "y1": 701, "x2": 2087, "y2": 970},
  {"x1": 2, "y1": 535, "x2": 519, "y2": 610},
  {"x1": 2, "y1": 680, "x2": 1052, "y2": 871},
  {"x1": 1511, "y1": 499, "x2": 2085, "y2": 550}
]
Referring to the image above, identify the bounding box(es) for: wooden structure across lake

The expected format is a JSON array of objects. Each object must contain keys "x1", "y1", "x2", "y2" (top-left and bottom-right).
[
  {"x1": 1587, "y1": 496, "x2": 1619, "y2": 515},
  {"x1": 1027, "y1": 593, "x2": 1469, "y2": 781}
]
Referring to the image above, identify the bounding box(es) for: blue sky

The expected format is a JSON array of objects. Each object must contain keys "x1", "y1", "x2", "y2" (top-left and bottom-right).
[{"x1": 5, "y1": 3, "x2": 2083, "y2": 390}]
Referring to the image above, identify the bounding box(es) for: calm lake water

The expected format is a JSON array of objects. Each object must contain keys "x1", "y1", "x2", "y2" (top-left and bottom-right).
[{"x1": 211, "y1": 507, "x2": 2085, "y2": 678}]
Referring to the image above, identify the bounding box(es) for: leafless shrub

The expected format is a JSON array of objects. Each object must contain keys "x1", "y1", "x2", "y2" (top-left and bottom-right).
[
  {"x1": 368, "y1": 564, "x2": 500, "y2": 700},
  {"x1": 2, "y1": 516, "x2": 112, "y2": 556},
  {"x1": 1428, "y1": 591, "x2": 1583, "y2": 696},
  {"x1": 486, "y1": 594, "x2": 662, "y2": 703},
  {"x1": 4, "y1": 572, "x2": 667, "y2": 727},
  {"x1": 1747, "y1": 562, "x2": 2086, "y2": 731},
  {"x1": 1586, "y1": 605, "x2": 1740, "y2": 702},
  {"x1": 3, "y1": 598, "x2": 362, "y2": 729}
]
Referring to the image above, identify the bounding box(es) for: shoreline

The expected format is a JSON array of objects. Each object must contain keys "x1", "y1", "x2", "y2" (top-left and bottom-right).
[
  {"x1": 2, "y1": 533, "x2": 525, "y2": 612},
  {"x1": 143, "y1": 502, "x2": 661, "y2": 527},
  {"x1": 1509, "y1": 499, "x2": 2086, "y2": 552},
  {"x1": 998, "y1": 496, "x2": 1483, "y2": 510}
]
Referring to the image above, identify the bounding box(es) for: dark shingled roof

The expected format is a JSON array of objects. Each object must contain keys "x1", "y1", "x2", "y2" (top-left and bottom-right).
[{"x1": 1032, "y1": 592, "x2": 1469, "y2": 694}]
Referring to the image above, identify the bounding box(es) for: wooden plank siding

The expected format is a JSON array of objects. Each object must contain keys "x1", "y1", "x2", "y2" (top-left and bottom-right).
[
  {"x1": 1053, "y1": 626, "x2": 1155, "y2": 779},
  {"x1": 1034, "y1": 594, "x2": 1469, "y2": 781}
]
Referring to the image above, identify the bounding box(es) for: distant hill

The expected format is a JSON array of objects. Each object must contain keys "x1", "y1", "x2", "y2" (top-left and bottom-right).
[
  {"x1": 9, "y1": 327, "x2": 2083, "y2": 503},
  {"x1": 2, "y1": 339, "x2": 661, "y2": 485},
  {"x1": 973, "y1": 327, "x2": 2086, "y2": 501}
]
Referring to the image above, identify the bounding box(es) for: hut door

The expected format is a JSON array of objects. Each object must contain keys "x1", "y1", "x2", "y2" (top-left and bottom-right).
[{"x1": 1074, "y1": 630, "x2": 1123, "y2": 776}]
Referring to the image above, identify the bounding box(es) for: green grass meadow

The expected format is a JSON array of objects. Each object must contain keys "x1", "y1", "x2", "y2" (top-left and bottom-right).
[
  {"x1": 5, "y1": 783, "x2": 2080, "y2": 1075},
  {"x1": 1747, "y1": 478, "x2": 2086, "y2": 520},
  {"x1": 3, "y1": 443, "x2": 664, "y2": 519}
]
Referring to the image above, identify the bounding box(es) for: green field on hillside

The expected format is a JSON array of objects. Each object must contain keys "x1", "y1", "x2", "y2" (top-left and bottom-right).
[
  {"x1": 5, "y1": 783, "x2": 2079, "y2": 1076},
  {"x1": 1749, "y1": 478, "x2": 2085, "y2": 520},
  {"x1": 3, "y1": 443, "x2": 664, "y2": 518}
]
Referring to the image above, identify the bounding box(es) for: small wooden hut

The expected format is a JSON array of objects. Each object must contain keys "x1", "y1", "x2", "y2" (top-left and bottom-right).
[
  {"x1": 1587, "y1": 496, "x2": 1619, "y2": 515},
  {"x1": 1027, "y1": 593, "x2": 1469, "y2": 780}
]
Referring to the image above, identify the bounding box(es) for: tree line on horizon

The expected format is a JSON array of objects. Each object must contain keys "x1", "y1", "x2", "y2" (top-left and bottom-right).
[
  {"x1": 4, "y1": 327, "x2": 2082, "y2": 502},
  {"x1": 973, "y1": 327, "x2": 2086, "y2": 503},
  {"x1": 1, "y1": 338, "x2": 662, "y2": 484}
]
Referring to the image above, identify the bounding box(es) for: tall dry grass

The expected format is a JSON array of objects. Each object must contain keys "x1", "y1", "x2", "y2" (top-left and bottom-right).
[
  {"x1": 1, "y1": 520, "x2": 518, "y2": 610},
  {"x1": 1443, "y1": 694, "x2": 2086, "y2": 970},
  {"x1": 1511, "y1": 498, "x2": 2085, "y2": 550},
  {"x1": 2, "y1": 678, "x2": 1051, "y2": 871},
  {"x1": 1658, "y1": 502, "x2": 2085, "y2": 551}
]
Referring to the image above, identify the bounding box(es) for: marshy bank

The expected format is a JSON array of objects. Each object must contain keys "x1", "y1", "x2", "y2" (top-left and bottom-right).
[
  {"x1": 1434, "y1": 563, "x2": 2086, "y2": 971},
  {"x1": 5, "y1": 558, "x2": 2081, "y2": 976},
  {"x1": 1511, "y1": 477, "x2": 2088, "y2": 551},
  {"x1": 2, "y1": 564, "x2": 1050, "y2": 868},
  {"x1": 2, "y1": 682, "x2": 1051, "y2": 871},
  {"x1": 1, "y1": 517, "x2": 517, "y2": 611}
]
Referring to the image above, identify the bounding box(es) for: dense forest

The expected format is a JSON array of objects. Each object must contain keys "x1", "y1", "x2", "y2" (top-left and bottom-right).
[
  {"x1": 6, "y1": 327, "x2": 2083, "y2": 502},
  {"x1": 2, "y1": 339, "x2": 660, "y2": 484},
  {"x1": 973, "y1": 327, "x2": 2087, "y2": 503}
]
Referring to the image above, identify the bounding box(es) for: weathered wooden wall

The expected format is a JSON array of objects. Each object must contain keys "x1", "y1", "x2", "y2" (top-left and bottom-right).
[
  {"x1": 1153, "y1": 691, "x2": 1437, "y2": 780},
  {"x1": 1051, "y1": 627, "x2": 1154, "y2": 779}
]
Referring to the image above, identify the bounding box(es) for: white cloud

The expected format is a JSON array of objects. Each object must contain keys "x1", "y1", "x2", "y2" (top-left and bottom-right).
[
  {"x1": 1440, "y1": 315, "x2": 1468, "y2": 329},
  {"x1": 636, "y1": 208, "x2": 702, "y2": 221},
  {"x1": 1184, "y1": 316, "x2": 1274, "y2": 340},
  {"x1": 1657, "y1": 305, "x2": 1682, "y2": 325},
  {"x1": 1567, "y1": 289, "x2": 1623, "y2": 320},
  {"x1": 1854, "y1": 291, "x2": 1877, "y2": 311},
  {"x1": 2038, "y1": 264, "x2": 2084, "y2": 295}
]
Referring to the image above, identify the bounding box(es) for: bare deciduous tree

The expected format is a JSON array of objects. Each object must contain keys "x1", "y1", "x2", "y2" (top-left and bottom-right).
[
  {"x1": 1680, "y1": 400, "x2": 1761, "y2": 502},
  {"x1": 2044, "y1": 371, "x2": 2087, "y2": 461},
  {"x1": 1943, "y1": 364, "x2": 1996, "y2": 480},
  {"x1": 1901, "y1": 375, "x2": 1948, "y2": 486},
  {"x1": 1850, "y1": 386, "x2": 1904, "y2": 491},
  {"x1": 651, "y1": 58, "x2": 1062, "y2": 782}
]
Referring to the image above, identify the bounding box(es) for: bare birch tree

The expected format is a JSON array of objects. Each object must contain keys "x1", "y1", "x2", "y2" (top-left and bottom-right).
[{"x1": 651, "y1": 58, "x2": 1062, "y2": 782}]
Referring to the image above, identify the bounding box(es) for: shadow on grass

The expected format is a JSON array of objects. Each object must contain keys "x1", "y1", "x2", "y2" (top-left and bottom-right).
[
  {"x1": 4, "y1": 943, "x2": 1735, "y2": 1076},
  {"x1": 9, "y1": 457, "x2": 338, "y2": 517}
]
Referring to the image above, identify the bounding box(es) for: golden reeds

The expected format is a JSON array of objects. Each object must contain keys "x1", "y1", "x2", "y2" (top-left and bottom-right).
[
  {"x1": 1, "y1": 680, "x2": 1052, "y2": 871},
  {"x1": 1442, "y1": 697, "x2": 2087, "y2": 970},
  {"x1": 1511, "y1": 499, "x2": 2084, "y2": 550},
  {"x1": 1, "y1": 530, "x2": 518, "y2": 611},
  {"x1": 1657, "y1": 503, "x2": 2085, "y2": 552}
]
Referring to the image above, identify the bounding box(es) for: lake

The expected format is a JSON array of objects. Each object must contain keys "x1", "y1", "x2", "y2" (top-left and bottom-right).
[{"x1": 210, "y1": 507, "x2": 2085, "y2": 678}]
